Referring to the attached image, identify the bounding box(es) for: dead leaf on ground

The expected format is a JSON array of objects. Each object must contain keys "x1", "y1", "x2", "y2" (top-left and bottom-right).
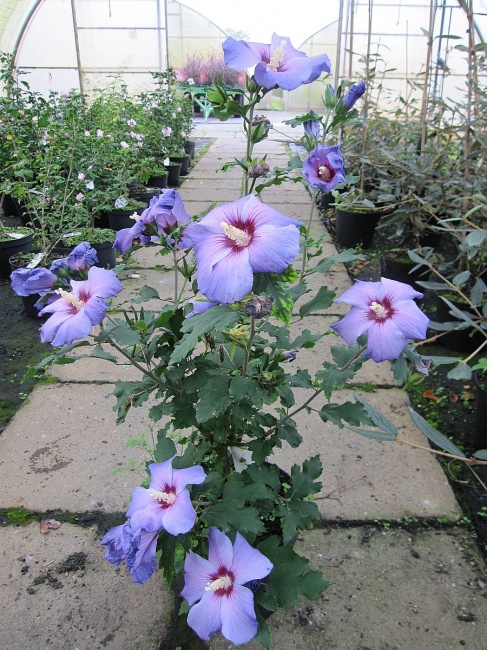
[
  {"x1": 40, "y1": 519, "x2": 61, "y2": 534},
  {"x1": 423, "y1": 389, "x2": 438, "y2": 401}
]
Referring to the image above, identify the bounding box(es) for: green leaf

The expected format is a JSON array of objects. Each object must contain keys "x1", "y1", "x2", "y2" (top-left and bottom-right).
[
  {"x1": 229, "y1": 375, "x2": 264, "y2": 407},
  {"x1": 170, "y1": 306, "x2": 238, "y2": 364},
  {"x1": 289, "y1": 369, "x2": 314, "y2": 389},
  {"x1": 196, "y1": 377, "x2": 232, "y2": 423},
  {"x1": 407, "y1": 407, "x2": 466, "y2": 457},
  {"x1": 345, "y1": 426, "x2": 397, "y2": 441},
  {"x1": 353, "y1": 393, "x2": 398, "y2": 436},
  {"x1": 316, "y1": 365, "x2": 355, "y2": 398},
  {"x1": 259, "y1": 537, "x2": 329, "y2": 605},
  {"x1": 447, "y1": 364, "x2": 472, "y2": 380},
  {"x1": 132, "y1": 284, "x2": 161, "y2": 303},
  {"x1": 298, "y1": 286, "x2": 335, "y2": 317},
  {"x1": 202, "y1": 502, "x2": 264, "y2": 534},
  {"x1": 84, "y1": 346, "x2": 115, "y2": 362},
  {"x1": 254, "y1": 613, "x2": 271, "y2": 649},
  {"x1": 473, "y1": 449, "x2": 487, "y2": 460},
  {"x1": 319, "y1": 401, "x2": 368, "y2": 427}
]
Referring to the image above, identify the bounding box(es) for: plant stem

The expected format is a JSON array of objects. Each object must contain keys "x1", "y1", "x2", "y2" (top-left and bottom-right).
[
  {"x1": 242, "y1": 316, "x2": 256, "y2": 377},
  {"x1": 265, "y1": 344, "x2": 367, "y2": 437},
  {"x1": 172, "y1": 247, "x2": 179, "y2": 305},
  {"x1": 395, "y1": 436, "x2": 487, "y2": 466},
  {"x1": 299, "y1": 189, "x2": 316, "y2": 282}
]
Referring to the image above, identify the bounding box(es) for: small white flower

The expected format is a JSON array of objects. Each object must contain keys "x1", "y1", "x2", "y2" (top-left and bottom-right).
[
  {"x1": 84, "y1": 130, "x2": 90, "y2": 136},
  {"x1": 187, "y1": 78, "x2": 195, "y2": 86},
  {"x1": 120, "y1": 141, "x2": 129, "y2": 149},
  {"x1": 96, "y1": 129, "x2": 104, "y2": 137},
  {"x1": 85, "y1": 180, "x2": 94, "y2": 190},
  {"x1": 127, "y1": 118, "x2": 137, "y2": 127},
  {"x1": 162, "y1": 127, "x2": 172, "y2": 137},
  {"x1": 75, "y1": 192, "x2": 84, "y2": 202},
  {"x1": 78, "y1": 172, "x2": 86, "y2": 180}
]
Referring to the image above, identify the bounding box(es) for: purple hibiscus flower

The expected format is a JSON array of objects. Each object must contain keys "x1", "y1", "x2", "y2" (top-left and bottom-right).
[
  {"x1": 302, "y1": 144, "x2": 346, "y2": 192},
  {"x1": 114, "y1": 189, "x2": 191, "y2": 253},
  {"x1": 330, "y1": 277, "x2": 429, "y2": 362},
  {"x1": 182, "y1": 527, "x2": 273, "y2": 645},
  {"x1": 183, "y1": 194, "x2": 303, "y2": 304},
  {"x1": 100, "y1": 521, "x2": 159, "y2": 584},
  {"x1": 65, "y1": 241, "x2": 99, "y2": 271},
  {"x1": 303, "y1": 110, "x2": 321, "y2": 140},
  {"x1": 342, "y1": 80, "x2": 366, "y2": 110},
  {"x1": 10, "y1": 267, "x2": 57, "y2": 297},
  {"x1": 223, "y1": 33, "x2": 331, "y2": 92},
  {"x1": 126, "y1": 456, "x2": 206, "y2": 536},
  {"x1": 39, "y1": 266, "x2": 123, "y2": 346}
]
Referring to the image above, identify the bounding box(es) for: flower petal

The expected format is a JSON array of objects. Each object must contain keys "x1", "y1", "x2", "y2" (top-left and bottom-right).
[
  {"x1": 182, "y1": 551, "x2": 215, "y2": 605},
  {"x1": 172, "y1": 465, "x2": 207, "y2": 493},
  {"x1": 148, "y1": 457, "x2": 175, "y2": 490},
  {"x1": 198, "y1": 247, "x2": 253, "y2": 304},
  {"x1": 248, "y1": 223, "x2": 300, "y2": 273},
  {"x1": 126, "y1": 487, "x2": 162, "y2": 532},
  {"x1": 220, "y1": 584, "x2": 258, "y2": 645},
  {"x1": 187, "y1": 592, "x2": 222, "y2": 641},
  {"x1": 127, "y1": 529, "x2": 159, "y2": 584},
  {"x1": 390, "y1": 301, "x2": 429, "y2": 340},
  {"x1": 366, "y1": 319, "x2": 410, "y2": 362},
  {"x1": 161, "y1": 489, "x2": 197, "y2": 535},
  {"x1": 223, "y1": 36, "x2": 270, "y2": 71},
  {"x1": 330, "y1": 308, "x2": 373, "y2": 344},
  {"x1": 40, "y1": 308, "x2": 93, "y2": 346},
  {"x1": 231, "y1": 532, "x2": 273, "y2": 585},
  {"x1": 208, "y1": 527, "x2": 234, "y2": 571}
]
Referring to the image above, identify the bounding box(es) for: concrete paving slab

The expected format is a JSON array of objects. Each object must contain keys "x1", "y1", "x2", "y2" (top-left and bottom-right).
[
  {"x1": 210, "y1": 526, "x2": 487, "y2": 650},
  {"x1": 111, "y1": 268, "x2": 191, "y2": 310},
  {"x1": 0, "y1": 523, "x2": 172, "y2": 650},
  {"x1": 272, "y1": 388, "x2": 462, "y2": 521},
  {"x1": 0, "y1": 383, "x2": 154, "y2": 513}
]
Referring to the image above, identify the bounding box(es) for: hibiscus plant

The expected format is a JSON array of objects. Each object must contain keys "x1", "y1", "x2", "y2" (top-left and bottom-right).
[{"x1": 27, "y1": 34, "x2": 450, "y2": 648}]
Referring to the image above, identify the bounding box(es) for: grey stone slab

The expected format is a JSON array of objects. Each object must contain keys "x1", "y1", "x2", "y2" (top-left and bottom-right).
[
  {"x1": 271, "y1": 388, "x2": 462, "y2": 521},
  {"x1": 180, "y1": 177, "x2": 242, "y2": 192},
  {"x1": 112, "y1": 267, "x2": 191, "y2": 310},
  {"x1": 48, "y1": 344, "x2": 141, "y2": 383},
  {"x1": 210, "y1": 527, "x2": 487, "y2": 650},
  {"x1": 0, "y1": 383, "x2": 155, "y2": 513},
  {"x1": 0, "y1": 523, "x2": 172, "y2": 650}
]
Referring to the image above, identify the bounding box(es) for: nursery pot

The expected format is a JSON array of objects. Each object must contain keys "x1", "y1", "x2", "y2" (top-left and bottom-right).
[
  {"x1": 430, "y1": 294, "x2": 485, "y2": 354},
  {"x1": 90, "y1": 239, "x2": 117, "y2": 269},
  {"x1": 147, "y1": 174, "x2": 168, "y2": 189},
  {"x1": 169, "y1": 154, "x2": 191, "y2": 176},
  {"x1": 184, "y1": 140, "x2": 196, "y2": 159},
  {"x1": 129, "y1": 186, "x2": 161, "y2": 205},
  {"x1": 106, "y1": 207, "x2": 145, "y2": 232},
  {"x1": 316, "y1": 192, "x2": 335, "y2": 211},
  {"x1": 164, "y1": 162, "x2": 182, "y2": 187},
  {"x1": 0, "y1": 231, "x2": 34, "y2": 279},
  {"x1": 380, "y1": 252, "x2": 431, "y2": 293},
  {"x1": 335, "y1": 208, "x2": 381, "y2": 249},
  {"x1": 1, "y1": 193, "x2": 18, "y2": 217},
  {"x1": 473, "y1": 371, "x2": 487, "y2": 450}
]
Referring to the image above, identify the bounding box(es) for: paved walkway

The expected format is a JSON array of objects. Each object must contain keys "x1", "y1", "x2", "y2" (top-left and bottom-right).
[{"x1": 1, "y1": 113, "x2": 486, "y2": 650}]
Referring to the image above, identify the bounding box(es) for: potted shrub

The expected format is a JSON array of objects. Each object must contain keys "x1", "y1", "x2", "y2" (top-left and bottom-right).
[
  {"x1": 0, "y1": 222, "x2": 34, "y2": 279},
  {"x1": 333, "y1": 187, "x2": 395, "y2": 249}
]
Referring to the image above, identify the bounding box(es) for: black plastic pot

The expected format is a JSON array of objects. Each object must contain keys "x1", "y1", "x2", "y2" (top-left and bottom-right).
[
  {"x1": 431, "y1": 294, "x2": 485, "y2": 353},
  {"x1": 147, "y1": 174, "x2": 168, "y2": 189},
  {"x1": 0, "y1": 231, "x2": 34, "y2": 279},
  {"x1": 184, "y1": 140, "x2": 196, "y2": 159},
  {"x1": 129, "y1": 186, "x2": 161, "y2": 205},
  {"x1": 473, "y1": 371, "x2": 487, "y2": 450},
  {"x1": 335, "y1": 208, "x2": 381, "y2": 249},
  {"x1": 316, "y1": 192, "x2": 335, "y2": 211},
  {"x1": 164, "y1": 163, "x2": 182, "y2": 187},
  {"x1": 90, "y1": 239, "x2": 117, "y2": 269},
  {"x1": 169, "y1": 154, "x2": 190, "y2": 176},
  {"x1": 106, "y1": 207, "x2": 145, "y2": 232},
  {"x1": 380, "y1": 252, "x2": 431, "y2": 292}
]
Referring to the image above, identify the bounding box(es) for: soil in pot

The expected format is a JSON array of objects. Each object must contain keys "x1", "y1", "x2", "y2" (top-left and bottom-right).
[
  {"x1": 0, "y1": 230, "x2": 34, "y2": 279},
  {"x1": 335, "y1": 208, "x2": 381, "y2": 249},
  {"x1": 380, "y1": 251, "x2": 431, "y2": 293}
]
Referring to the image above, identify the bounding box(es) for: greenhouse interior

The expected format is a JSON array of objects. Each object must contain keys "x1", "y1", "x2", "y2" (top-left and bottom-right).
[{"x1": 1, "y1": 1, "x2": 487, "y2": 649}]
